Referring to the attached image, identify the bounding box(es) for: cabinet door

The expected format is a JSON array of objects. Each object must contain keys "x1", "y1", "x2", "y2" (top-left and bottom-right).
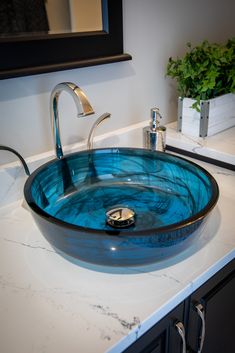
[
  {"x1": 187, "y1": 260, "x2": 235, "y2": 353},
  {"x1": 123, "y1": 302, "x2": 185, "y2": 353}
]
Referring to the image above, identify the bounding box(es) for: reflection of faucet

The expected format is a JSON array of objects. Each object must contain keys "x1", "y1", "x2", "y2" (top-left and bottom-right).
[
  {"x1": 50, "y1": 82, "x2": 94, "y2": 159},
  {"x1": 87, "y1": 113, "x2": 111, "y2": 150}
]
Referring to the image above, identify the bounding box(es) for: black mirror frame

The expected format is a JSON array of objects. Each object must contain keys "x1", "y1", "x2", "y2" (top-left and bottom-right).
[{"x1": 0, "y1": 0, "x2": 131, "y2": 80}]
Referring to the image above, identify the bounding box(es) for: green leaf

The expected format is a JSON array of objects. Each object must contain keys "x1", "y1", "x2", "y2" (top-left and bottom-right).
[
  {"x1": 166, "y1": 38, "x2": 235, "y2": 111},
  {"x1": 191, "y1": 100, "x2": 200, "y2": 112}
]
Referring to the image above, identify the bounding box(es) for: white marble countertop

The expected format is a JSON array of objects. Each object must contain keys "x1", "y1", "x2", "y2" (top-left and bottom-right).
[
  {"x1": 1, "y1": 124, "x2": 235, "y2": 353},
  {"x1": 166, "y1": 121, "x2": 235, "y2": 165}
]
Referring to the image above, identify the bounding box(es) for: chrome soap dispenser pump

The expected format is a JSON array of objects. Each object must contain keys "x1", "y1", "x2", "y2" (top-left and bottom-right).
[{"x1": 143, "y1": 107, "x2": 166, "y2": 152}]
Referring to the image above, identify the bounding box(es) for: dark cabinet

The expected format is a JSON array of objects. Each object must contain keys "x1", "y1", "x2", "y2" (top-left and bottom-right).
[
  {"x1": 123, "y1": 259, "x2": 235, "y2": 353},
  {"x1": 187, "y1": 259, "x2": 235, "y2": 353},
  {"x1": 123, "y1": 303, "x2": 185, "y2": 353}
]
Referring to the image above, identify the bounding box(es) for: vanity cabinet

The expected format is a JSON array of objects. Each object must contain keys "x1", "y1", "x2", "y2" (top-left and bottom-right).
[
  {"x1": 124, "y1": 259, "x2": 235, "y2": 353},
  {"x1": 187, "y1": 259, "x2": 235, "y2": 353},
  {"x1": 123, "y1": 303, "x2": 185, "y2": 353}
]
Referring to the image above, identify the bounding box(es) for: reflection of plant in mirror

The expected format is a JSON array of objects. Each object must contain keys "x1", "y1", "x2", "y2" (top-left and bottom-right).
[{"x1": 166, "y1": 39, "x2": 235, "y2": 111}]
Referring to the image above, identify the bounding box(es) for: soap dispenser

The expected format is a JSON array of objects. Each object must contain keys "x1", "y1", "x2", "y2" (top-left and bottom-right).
[{"x1": 143, "y1": 108, "x2": 166, "y2": 152}]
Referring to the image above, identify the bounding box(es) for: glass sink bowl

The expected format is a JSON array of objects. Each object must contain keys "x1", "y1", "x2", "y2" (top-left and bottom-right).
[{"x1": 24, "y1": 148, "x2": 219, "y2": 266}]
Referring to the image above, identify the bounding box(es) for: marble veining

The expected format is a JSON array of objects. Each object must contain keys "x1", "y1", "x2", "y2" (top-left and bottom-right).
[
  {"x1": 91, "y1": 304, "x2": 141, "y2": 331},
  {"x1": 3, "y1": 237, "x2": 56, "y2": 253}
]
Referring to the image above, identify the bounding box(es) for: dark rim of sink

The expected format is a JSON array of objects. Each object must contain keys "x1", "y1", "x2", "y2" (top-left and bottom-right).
[{"x1": 24, "y1": 147, "x2": 219, "y2": 236}]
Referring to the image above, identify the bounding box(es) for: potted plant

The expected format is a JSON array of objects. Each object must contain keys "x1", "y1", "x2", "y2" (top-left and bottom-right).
[{"x1": 166, "y1": 39, "x2": 235, "y2": 137}]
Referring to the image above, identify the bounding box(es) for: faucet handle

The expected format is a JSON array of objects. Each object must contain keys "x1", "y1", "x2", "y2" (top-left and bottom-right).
[{"x1": 87, "y1": 113, "x2": 111, "y2": 150}]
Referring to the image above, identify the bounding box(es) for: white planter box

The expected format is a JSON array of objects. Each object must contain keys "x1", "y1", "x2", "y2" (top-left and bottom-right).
[{"x1": 177, "y1": 93, "x2": 235, "y2": 137}]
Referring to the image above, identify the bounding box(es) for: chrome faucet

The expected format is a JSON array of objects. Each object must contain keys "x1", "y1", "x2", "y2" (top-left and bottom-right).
[
  {"x1": 50, "y1": 82, "x2": 94, "y2": 159},
  {"x1": 87, "y1": 112, "x2": 111, "y2": 150}
]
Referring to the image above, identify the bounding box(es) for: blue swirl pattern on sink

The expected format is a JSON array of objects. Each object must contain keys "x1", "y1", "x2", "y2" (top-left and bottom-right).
[{"x1": 24, "y1": 148, "x2": 219, "y2": 266}]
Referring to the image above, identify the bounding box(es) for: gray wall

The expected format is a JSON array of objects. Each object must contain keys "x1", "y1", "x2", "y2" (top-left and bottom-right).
[{"x1": 0, "y1": 0, "x2": 235, "y2": 164}]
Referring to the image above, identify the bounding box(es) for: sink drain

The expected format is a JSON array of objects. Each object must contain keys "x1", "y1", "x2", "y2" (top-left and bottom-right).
[{"x1": 106, "y1": 207, "x2": 135, "y2": 228}]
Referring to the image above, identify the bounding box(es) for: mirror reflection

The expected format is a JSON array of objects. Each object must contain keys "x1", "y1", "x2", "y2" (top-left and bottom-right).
[{"x1": 0, "y1": 0, "x2": 103, "y2": 37}]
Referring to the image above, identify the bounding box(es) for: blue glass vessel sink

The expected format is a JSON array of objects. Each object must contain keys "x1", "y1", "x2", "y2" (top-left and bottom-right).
[{"x1": 24, "y1": 148, "x2": 219, "y2": 266}]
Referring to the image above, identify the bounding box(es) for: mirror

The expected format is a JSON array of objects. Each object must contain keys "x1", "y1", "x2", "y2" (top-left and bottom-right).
[
  {"x1": 0, "y1": 0, "x2": 103, "y2": 36},
  {"x1": 0, "y1": 0, "x2": 131, "y2": 79}
]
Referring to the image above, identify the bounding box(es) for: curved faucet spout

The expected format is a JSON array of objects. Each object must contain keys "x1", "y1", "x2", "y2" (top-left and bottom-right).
[
  {"x1": 87, "y1": 113, "x2": 111, "y2": 150},
  {"x1": 50, "y1": 82, "x2": 94, "y2": 159}
]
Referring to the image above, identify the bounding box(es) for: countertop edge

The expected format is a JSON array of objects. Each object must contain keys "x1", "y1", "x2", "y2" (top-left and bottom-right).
[{"x1": 108, "y1": 249, "x2": 235, "y2": 353}]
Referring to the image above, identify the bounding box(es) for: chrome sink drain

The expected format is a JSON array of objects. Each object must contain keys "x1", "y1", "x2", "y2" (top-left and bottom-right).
[{"x1": 106, "y1": 207, "x2": 135, "y2": 228}]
